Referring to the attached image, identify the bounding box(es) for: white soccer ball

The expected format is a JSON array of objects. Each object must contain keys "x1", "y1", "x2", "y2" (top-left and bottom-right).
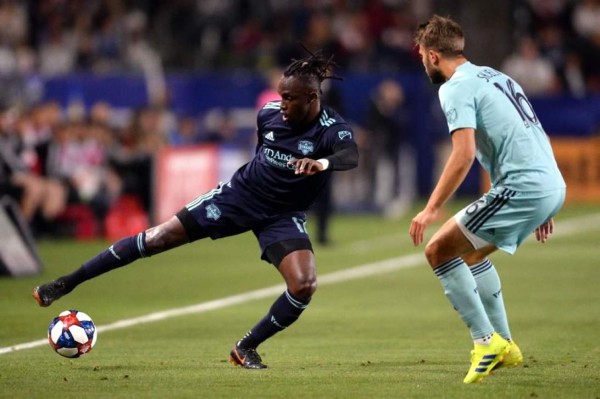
[{"x1": 48, "y1": 310, "x2": 97, "y2": 358}]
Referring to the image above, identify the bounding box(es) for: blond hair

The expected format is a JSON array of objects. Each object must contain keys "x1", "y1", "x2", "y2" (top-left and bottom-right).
[{"x1": 414, "y1": 15, "x2": 465, "y2": 57}]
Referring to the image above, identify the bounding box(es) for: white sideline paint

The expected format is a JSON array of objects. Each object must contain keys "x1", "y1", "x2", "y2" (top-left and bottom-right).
[{"x1": 2, "y1": 213, "x2": 599, "y2": 355}]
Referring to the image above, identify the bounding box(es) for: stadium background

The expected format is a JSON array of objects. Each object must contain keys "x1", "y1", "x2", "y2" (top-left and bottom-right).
[{"x1": 1, "y1": 0, "x2": 599, "y2": 242}]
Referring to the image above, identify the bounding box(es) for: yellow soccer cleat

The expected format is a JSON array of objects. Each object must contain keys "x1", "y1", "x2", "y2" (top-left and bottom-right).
[
  {"x1": 495, "y1": 340, "x2": 523, "y2": 368},
  {"x1": 463, "y1": 332, "x2": 510, "y2": 383}
]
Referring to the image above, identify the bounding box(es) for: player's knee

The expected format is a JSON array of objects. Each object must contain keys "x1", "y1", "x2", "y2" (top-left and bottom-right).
[
  {"x1": 143, "y1": 227, "x2": 166, "y2": 255},
  {"x1": 424, "y1": 240, "x2": 442, "y2": 268},
  {"x1": 288, "y1": 275, "x2": 317, "y2": 299},
  {"x1": 144, "y1": 218, "x2": 188, "y2": 255},
  {"x1": 462, "y1": 252, "x2": 485, "y2": 266}
]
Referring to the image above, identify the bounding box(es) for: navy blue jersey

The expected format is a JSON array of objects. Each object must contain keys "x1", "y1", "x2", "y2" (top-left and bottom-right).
[{"x1": 231, "y1": 101, "x2": 355, "y2": 213}]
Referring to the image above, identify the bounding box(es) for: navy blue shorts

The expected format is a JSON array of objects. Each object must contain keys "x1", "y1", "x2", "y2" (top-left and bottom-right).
[{"x1": 176, "y1": 182, "x2": 313, "y2": 265}]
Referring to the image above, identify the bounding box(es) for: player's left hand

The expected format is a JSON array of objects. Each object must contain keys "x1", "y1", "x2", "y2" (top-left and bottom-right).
[
  {"x1": 288, "y1": 158, "x2": 325, "y2": 176},
  {"x1": 535, "y1": 217, "x2": 554, "y2": 243}
]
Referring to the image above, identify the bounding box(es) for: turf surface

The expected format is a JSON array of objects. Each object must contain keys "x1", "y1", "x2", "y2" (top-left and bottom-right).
[{"x1": 1, "y1": 203, "x2": 599, "y2": 398}]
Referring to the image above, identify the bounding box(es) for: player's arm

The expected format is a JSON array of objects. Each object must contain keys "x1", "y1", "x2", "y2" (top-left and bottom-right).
[
  {"x1": 319, "y1": 140, "x2": 359, "y2": 171},
  {"x1": 409, "y1": 128, "x2": 476, "y2": 246},
  {"x1": 289, "y1": 141, "x2": 359, "y2": 176},
  {"x1": 426, "y1": 128, "x2": 476, "y2": 209}
]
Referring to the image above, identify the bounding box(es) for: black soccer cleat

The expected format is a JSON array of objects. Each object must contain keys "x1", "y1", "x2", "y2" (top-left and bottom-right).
[
  {"x1": 32, "y1": 279, "x2": 68, "y2": 307},
  {"x1": 229, "y1": 345, "x2": 268, "y2": 369}
]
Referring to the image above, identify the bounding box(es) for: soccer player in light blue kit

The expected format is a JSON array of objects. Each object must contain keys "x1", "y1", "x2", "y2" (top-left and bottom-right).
[{"x1": 410, "y1": 15, "x2": 566, "y2": 383}]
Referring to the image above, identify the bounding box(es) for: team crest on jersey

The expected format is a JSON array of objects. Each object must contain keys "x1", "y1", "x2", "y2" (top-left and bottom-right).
[
  {"x1": 338, "y1": 130, "x2": 352, "y2": 140},
  {"x1": 445, "y1": 108, "x2": 458, "y2": 124},
  {"x1": 298, "y1": 140, "x2": 314, "y2": 155},
  {"x1": 205, "y1": 204, "x2": 221, "y2": 221}
]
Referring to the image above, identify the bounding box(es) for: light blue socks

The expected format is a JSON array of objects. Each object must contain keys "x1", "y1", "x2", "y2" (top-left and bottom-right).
[
  {"x1": 470, "y1": 259, "x2": 512, "y2": 340},
  {"x1": 434, "y1": 257, "x2": 494, "y2": 340}
]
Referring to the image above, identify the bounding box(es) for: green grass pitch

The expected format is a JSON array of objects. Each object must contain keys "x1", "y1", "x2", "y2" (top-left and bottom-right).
[{"x1": 1, "y1": 202, "x2": 599, "y2": 398}]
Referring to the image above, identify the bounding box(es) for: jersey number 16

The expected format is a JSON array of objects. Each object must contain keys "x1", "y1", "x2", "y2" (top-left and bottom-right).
[{"x1": 494, "y1": 78, "x2": 539, "y2": 128}]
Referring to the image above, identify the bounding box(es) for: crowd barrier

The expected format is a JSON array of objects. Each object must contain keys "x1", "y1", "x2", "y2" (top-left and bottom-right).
[{"x1": 551, "y1": 136, "x2": 600, "y2": 202}]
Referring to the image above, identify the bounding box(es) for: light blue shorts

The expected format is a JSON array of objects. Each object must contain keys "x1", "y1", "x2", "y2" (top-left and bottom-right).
[{"x1": 454, "y1": 186, "x2": 566, "y2": 254}]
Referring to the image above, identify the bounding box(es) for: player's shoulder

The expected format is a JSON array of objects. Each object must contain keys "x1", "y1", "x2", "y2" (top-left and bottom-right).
[
  {"x1": 318, "y1": 106, "x2": 354, "y2": 142},
  {"x1": 318, "y1": 106, "x2": 350, "y2": 129},
  {"x1": 451, "y1": 63, "x2": 505, "y2": 87},
  {"x1": 257, "y1": 101, "x2": 282, "y2": 123},
  {"x1": 440, "y1": 63, "x2": 485, "y2": 99},
  {"x1": 439, "y1": 78, "x2": 464, "y2": 101}
]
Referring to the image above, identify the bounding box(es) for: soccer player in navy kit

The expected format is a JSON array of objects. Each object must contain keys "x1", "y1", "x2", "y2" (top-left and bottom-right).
[{"x1": 33, "y1": 50, "x2": 359, "y2": 369}]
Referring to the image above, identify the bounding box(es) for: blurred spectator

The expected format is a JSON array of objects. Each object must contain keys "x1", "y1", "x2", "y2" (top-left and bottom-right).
[
  {"x1": 332, "y1": 8, "x2": 374, "y2": 71},
  {"x1": 522, "y1": 0, "x2": 570, "y2": 33},
  {"x1": 511, "y1": 0, "x2": 600, "y2": 95},
  {"x1": 312, "y1": 79, "x2": 345, "y2": 245},
  {"x1": 0, "y1": 0, "x2": 29, "y2": 78},
  {"x1": 572, "y1": 0, "x2": 600, "y2": 41},
  {"x1": 0, "y1": 0, "x2": 28, "y2": 47},
  {"x1": 91, "y1": 2, "x2": 126, "y2": 73},
  {"x1": 365, "y1": 79, "x2": 413, "y2": 218},
  {"x1": 37, "y1": 12, "x2": 77, "y2": 76},
  {"x1": 377, "y1": 6, "x2": 419, "y2": 70},
  {"x1": 537, "y1": 24, "x2": 566, "y2": 74},
  {"x1": 501, "y1": 36, "x2": 558, "y2": 95},
  {"x1": 202, "y1": 109, "x2": 240, "y2": 145},
  {"x1": 562, "y1": 50, "x2": 587, "y2": 98},
  {"x1": 0, "y1": 107, "x2": 67, "y2": 232},
  {"x1": 44, "y1": 122, "x2": 114, "y2": 218},
  {"x1": 109, "y1": 106, "x2": 165, "y2": 212},
  {"x1": 571, "y1": 0, "x2": 600, "y2": 91},
  {"x1": 124, "y1": 9, "x2": 166, "y2": 106},
  {"x1": 89, "y1": 101, "x2": 113, "y2": 127},
  {"x1": 169, "y1": 114, "x2": 202, "y2": 147}
]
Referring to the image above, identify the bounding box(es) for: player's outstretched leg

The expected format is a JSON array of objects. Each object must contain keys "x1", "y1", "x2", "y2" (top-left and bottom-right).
[
  {"x1": 464, "y1": 332, "x2": 510, "y2": 383},
  {"x1": 33, "y1": 231, "x2": 151, "y2": 307}
]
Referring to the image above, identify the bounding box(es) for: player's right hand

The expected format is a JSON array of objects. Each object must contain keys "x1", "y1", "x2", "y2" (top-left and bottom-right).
[
  {"x1": 287, "y1": 158, "x2": 324, "y2": 176},
  {"x1": 535, "y1": 218, "x2": 554, "y2": 243},
  {"x1": 409, "y1": 208, "x2": 439, "y2": 246}
]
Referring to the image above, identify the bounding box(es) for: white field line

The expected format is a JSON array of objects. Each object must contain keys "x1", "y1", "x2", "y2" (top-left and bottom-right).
[{"x1": 1, "y1": 213, "x2": 599, "y2": 355}]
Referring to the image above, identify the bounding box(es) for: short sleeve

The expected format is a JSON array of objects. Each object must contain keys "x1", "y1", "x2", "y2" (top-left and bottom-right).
[
  {"x1": 438, "y1": 80, "x2": 477, "y2": 134},
  {"x1": 322, "y1": 123, "x2": 355, "y2": 151}
]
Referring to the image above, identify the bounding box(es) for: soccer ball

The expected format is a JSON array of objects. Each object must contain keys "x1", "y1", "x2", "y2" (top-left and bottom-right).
[{"x1": 48, "y1": 310, "x2": 97, "y2": 358}]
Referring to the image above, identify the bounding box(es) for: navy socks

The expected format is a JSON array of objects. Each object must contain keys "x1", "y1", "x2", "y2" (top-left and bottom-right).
[
  {"x1": 237, "y1": 290, "x2": 310, "y2": 349},
  {"x1": 61, "y1": 232, "x2": 149, "y2": 291}
]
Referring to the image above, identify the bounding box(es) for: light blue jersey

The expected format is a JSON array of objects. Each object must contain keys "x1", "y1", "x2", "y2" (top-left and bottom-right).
[{"x1": 438, "y1": 62, "x2": 565, "y2": 192}]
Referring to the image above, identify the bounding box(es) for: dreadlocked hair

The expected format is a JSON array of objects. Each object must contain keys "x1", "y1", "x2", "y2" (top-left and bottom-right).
[{"x1": 283, "y1": 44, "x2": 342, "y2": 86}]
